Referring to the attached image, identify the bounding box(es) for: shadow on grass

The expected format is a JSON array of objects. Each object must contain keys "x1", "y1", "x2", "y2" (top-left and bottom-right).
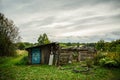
[{"x1": 15, "y1": 56, "x2": 28, "y2": 65}]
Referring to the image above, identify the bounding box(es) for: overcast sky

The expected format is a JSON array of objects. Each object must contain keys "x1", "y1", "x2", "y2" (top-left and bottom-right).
[{"x1": 0, "y1": 0, "x2": 120, "y2": 43}]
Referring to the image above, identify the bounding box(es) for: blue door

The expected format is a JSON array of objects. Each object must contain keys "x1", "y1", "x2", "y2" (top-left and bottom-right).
[{"x1": 32, "y1": 48, "x2": 40, "y2": 64}]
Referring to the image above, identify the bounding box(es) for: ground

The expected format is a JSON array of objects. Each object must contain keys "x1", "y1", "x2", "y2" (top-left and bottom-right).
[{"x1": 0, "y1": 50, "x2": 120, "y2": 80}]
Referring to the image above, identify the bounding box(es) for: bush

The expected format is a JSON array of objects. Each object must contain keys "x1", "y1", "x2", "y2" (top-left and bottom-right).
[
  {"x1": 85, "y1": 57, "x2": 93, "y2": 68},
  {"x1": 15, "y1": 56, "x2": 28, "y2": 65},
  {"x1": 106, "y1": 52, "x2": 120, "y2": 67},
  {"x1": 93, "y1": 52, "x2": 106, "y2": 65},
  {"x1": 93, "y1": 52, "x2": 120, "y2": 67},
  {"x1": 114, "y1": 54, "x2": 120, "y2": 67},
  {"x1": 99, "y1": 57, "x2": 118, "y2": 67}
]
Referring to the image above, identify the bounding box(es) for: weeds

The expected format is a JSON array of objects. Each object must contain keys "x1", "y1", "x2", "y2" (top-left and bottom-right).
[{"x1": 0, "y1": 50, "x2": 120, "y2": 80}]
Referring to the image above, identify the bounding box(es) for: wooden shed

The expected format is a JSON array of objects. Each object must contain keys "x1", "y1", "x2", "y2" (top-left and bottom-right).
[
  {"x1": 26, "y1": 43, "x2": 59, "y2": 65},
  {"x1": 59, "y1": 47, "x2": 96, "y2": 65}
]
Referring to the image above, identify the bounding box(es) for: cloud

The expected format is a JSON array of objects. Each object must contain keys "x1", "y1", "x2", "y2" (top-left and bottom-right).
[{"x1": 0, "y1": 0, "x2": 120, "y2": 43}]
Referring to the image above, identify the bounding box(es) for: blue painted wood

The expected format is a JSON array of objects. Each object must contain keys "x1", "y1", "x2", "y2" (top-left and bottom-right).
[{"x1": 31, "y1": 48, "x2": 40, "y2": 64}]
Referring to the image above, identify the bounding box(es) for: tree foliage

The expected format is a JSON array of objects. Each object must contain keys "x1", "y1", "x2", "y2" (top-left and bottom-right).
[
  {"x1": 16, "y1": 42, "x2": 26, "y2": 50},
  {"x1": 95, "y1": 40, "x2": 105, "y2": 51},
  {"x1": 94, "y1": 39, "x2": 120, "y2": 67},
  {"x1": 95, "y1": 39, "x2": 120, "y2": 52},
  {"x1": 37, "y1": 33, "x2": 50, "y2": 45},
  {"x1": 16, "y1": 42, "x2": 34, "y2": 50},
  {"x1": 0, "y1": 13, "x2": 20, "y2": 56}
]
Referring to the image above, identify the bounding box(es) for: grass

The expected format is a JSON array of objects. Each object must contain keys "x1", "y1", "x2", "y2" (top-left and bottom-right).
[{"x1": 0, "y1": 50, "x2": 120, "y2": 80}]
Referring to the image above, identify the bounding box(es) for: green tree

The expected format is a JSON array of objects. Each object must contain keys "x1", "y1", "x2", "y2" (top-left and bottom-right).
[
  {"x1": 116, "y1": 44, "x2": 120, "y2": 53},
  {"x1": 23, "y1": 42, "x2": 34, "y2": 48},
  {"x1": 96, "y1": 40, "x2": 105, "y2": 51},
  {"x1": 16, "y1": 42, "x2": 26, "y2": 50},
  {"x1": 66, "y1": 42, "x2": 72, "y2": 46},
  {"x1": 0, "y1": 13, "x2": 20, "y2": 56},
  {"x1": 37, "y1": 33, "x2": 50, "y2": 45},
  {"x1": 104, "y1": 42, "x2": 110, "y2": 52}
]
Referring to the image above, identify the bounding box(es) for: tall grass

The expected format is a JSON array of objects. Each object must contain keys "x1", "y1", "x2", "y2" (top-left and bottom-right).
[{"x1": 0, "y1": 50, "x2": 120, "y2": 80}]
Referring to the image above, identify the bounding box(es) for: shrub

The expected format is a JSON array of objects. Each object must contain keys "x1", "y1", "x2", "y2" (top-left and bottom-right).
[
  {"x1": 93, "y1": 52, "x2": 106, "y2": 65},
  {"x1": 93, "y1": 52, "x2": 120, "y2": 67},
  {"x1": 106, "y1": 52, "x2": 120, "y2": 67},
  {"x1": 99, "y1": 57, "x2": 118, "y2": 67},
  {"x1": 113, "y1": 53, "x2": 120, "y2": 67},
  {"x1": 85, "y1": 57, "x2": 93, "y2": 68},
  {"x1": 15, "y1": 56, "x2": 28, "y2": 65}
]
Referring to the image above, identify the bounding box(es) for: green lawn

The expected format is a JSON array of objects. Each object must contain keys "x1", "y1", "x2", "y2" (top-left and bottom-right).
[{"x1": 0, "y1": 54, "x2": 120, "y2": 80}]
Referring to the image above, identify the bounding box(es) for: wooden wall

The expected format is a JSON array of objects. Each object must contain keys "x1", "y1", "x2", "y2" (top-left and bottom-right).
[
  {"x1": 58, "y1": 48, "x2": 96, "y2": 65},
  {"x1": 41, "y1": 45, "x2": 51, "y2": 64},
  {"x1": 27, "y1": 43, "x2": 60, "y2": 65}
]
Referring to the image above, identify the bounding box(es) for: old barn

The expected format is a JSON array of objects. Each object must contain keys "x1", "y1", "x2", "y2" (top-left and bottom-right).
[
  {"x1": 26, "y1": 43, "x2": 96, "y2": 66},
  {"x1": 26, "y1": 43, "x2": 59, "y2": 65},
  {"x1": 59, "y1": 47, "x2": 96, "y2": 65}
]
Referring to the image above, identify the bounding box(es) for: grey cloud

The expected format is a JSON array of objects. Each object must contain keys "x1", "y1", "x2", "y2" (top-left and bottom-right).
[
  {"x1": 60, "y1": 31, "x2": 120, "y2": 43},
  {"x1": 51, "y1": 29, "x2": 120, "y2": 43},
  {"x1": 0, "y1": 0, "x2": 33, "y2": 12},
  {"x1": 20, "y1": 16, "x2": 55, "y2": 29},
  {"x1": 55, "y1": 0, "x2": 120, "y2": 10},
  {"x1": 77, "y1": 14, "x2": 120, "y2": 25},
  {"x1": 1, "y1": 0, "x2": 119, "y2": 14},
  {"x1": 37, "y1": 16, "x2": 55, "y2": 26},
  {"x1": 66, "y1": 13, "x2": 120, "y2": 31},
  {"x1": 1, "y1": 0, "x2": 120, "y2": 43}
]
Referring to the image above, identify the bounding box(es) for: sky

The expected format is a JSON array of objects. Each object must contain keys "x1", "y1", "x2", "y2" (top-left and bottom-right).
[{"x1": 0, "y1": 0, "x2": 120, "y2": 43}]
